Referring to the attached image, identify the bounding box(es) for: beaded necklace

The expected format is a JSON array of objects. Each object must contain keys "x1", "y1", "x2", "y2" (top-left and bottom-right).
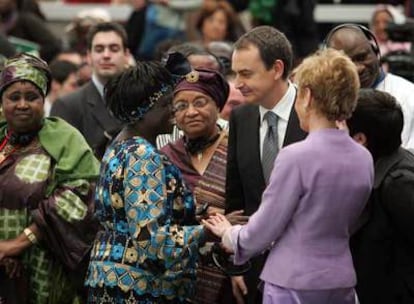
[{"x1": 0, "y1": 125, "x2": 43, "y2": 164}]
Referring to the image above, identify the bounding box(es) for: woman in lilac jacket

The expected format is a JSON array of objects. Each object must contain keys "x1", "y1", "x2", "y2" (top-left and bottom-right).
[{"x1": 203, "y1": 49, "x2": 374, "y2": 304}]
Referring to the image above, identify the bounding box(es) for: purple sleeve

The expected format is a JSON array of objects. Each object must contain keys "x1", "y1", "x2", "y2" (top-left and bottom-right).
[{"x1": 230, "y1": 149, "x2": 303, "y2": 264}]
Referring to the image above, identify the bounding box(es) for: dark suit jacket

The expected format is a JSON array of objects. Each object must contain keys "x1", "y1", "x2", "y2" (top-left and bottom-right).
[
  {"x1": 225, "y1": 102, "x2": 306, "y2": 303},
  {"x1": 50, "y1": 81, "x2": 121, "y2": 151},
  {"x1": 351, "y1": 148, "x2": 414, "y2": 304},
  {"x1": 226, "y1": 103, "x2": 307, "y2": 215}
]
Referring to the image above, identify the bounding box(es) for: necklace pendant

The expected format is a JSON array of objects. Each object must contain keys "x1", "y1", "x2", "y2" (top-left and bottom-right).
[{"x1": 197, "y1": 152, "x2": 203, "y2": 161}]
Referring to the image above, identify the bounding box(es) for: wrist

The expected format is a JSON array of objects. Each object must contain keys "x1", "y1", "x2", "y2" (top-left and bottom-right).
[
  {"x1": 23, "y1": 228, "x2": 38, "y2": 245},
  {"x1": 222, "y1": 227, "x2": 233, "y2": 251}
]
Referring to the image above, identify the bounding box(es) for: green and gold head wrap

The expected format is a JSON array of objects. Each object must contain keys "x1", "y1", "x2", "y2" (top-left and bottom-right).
[{"x1": 0, "y1": 53, "x2": 51, "y2": 98}]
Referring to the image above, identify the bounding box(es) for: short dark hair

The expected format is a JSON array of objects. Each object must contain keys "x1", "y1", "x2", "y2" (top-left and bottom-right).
[
  {"x1": 86, "y1": 22, "x2": 128, "y2": 51},
  {"x1": 105, "y1": 61, "x2": 174, "y2": 122},
  {"x1": 49, "y1": 60, "x2": 78, "y2": 84},
  {"x1": 347, "y1": 89, "x2": 403, "y2": 159},
  {"x1": 234, "y1": 25, "x2": 293, "y2": 79}
]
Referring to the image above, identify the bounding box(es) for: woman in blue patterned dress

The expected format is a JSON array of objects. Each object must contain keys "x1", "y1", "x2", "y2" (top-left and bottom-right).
[{"x1": 85, "y1": 61, "x2": 206, "y2": 303}]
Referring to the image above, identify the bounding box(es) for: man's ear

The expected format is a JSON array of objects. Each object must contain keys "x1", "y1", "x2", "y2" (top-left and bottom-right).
[
  {"x1": 352, "y1": 132, "x2": 368, "y2": 146},
  {"x1": 50, "y1": 80, "x2": 61, "y2": 94},
  {"x1": 273, "y1": 59, "x2": 285, "y2": 80},
  {"x1": 86, "y1": 50, "x2": 92, "y2": 67}
]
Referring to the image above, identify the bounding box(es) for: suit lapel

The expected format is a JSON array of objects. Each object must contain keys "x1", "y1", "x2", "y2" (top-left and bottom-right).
[
  {"x1": 283, "y1": 101, "x2": 307, "y2": 146},
  {"x1": 244, "y1": 105, "x2": 265, "y2": 186},
  {"x1": 86, "y1": 83, "x2": 120, "y2": 132},
  {"x1": 251, "y1": 106, "x2": 262, "y2": 168}
]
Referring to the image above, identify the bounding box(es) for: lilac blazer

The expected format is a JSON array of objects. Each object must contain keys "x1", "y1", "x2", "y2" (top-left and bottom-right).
[{"x1": 226, "y1": 129, "x2": 374, "y2": 290}]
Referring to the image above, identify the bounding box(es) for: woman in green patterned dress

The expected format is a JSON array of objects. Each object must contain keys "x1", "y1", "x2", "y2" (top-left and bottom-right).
[{"x1": 0, "y1": 53, "x2": 100, "y2": 304}]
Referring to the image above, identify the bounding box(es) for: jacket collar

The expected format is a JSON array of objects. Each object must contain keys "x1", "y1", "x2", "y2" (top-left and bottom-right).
[{"x1": 373, "y1": 147, "x2": 405, "y2": 188}]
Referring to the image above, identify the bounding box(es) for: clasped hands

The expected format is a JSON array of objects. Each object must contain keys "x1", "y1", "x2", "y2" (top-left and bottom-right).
[{"x1": 202, "y1": 213, "x2": 235, "y2": 253}]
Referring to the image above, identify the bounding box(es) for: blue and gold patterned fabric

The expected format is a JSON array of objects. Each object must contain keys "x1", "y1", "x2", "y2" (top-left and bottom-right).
[{"x1": 85, "y1": 137, "x2": 205, "y2": 303}]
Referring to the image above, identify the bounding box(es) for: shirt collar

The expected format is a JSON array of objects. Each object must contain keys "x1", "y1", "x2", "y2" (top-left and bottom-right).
[
  {"x1": 259, "y1": 81, "x2": 296, "y2": 124},
  {"x1": 92, "y1": 74, "x2": 105, "y2": 98},
  {"x1": 372, "y1": 69, "x2": 386, "y2": 88}
]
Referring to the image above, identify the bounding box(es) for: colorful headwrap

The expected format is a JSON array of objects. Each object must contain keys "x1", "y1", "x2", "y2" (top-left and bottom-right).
[
  {"x1": 0, "y1": 53, "x2": 51, "y2": 98},
  {"x1": 174, "y1": 68, "x2": 229, "y2": 110}
]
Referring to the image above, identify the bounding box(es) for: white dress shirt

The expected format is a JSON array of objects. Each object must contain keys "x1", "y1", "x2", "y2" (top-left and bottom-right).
[
  {"x1": 376, "y1": 73, "x2": 414, "y2": 150},
  {"x1": 259, "y1": 82, "x2": 296, "y2": 158}
]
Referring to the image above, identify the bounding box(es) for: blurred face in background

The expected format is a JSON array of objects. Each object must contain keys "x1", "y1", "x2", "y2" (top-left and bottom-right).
[
  {"x1": 57, "y1": 72, "x2": 79, "y2": 98},
  {"x1": 87, "y1": 30, "x2": 130, "y2": 84},
  {"x1": 371, "y1": 10, "x2": 393, "y2": 43},
  {"x1": 187, "y1": 54, "x2": 221, "y2": 71},
  {"x1": 201, "y1": 9, "x2": 228, "y2": 43},
  {"x1": 220, "y1": 80, "x2": 245, "y2": 120},
  {"x1": 0, "y1": 0, "x2": 15, "y2": 14}
]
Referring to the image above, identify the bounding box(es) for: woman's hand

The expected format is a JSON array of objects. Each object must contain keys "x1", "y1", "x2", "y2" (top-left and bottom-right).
[
  {"x1": 0, "y1": 258, "x2": 23, "y2": 278},
  {"x1": 0, "y1": 224, "x2": 39, "y2": 260},
  {"x1": 0, "y1": 239, "x2": 25, "y2": 260},
  {"x1": 202, "y1": 213, "x2": 232, "y2": 238}
]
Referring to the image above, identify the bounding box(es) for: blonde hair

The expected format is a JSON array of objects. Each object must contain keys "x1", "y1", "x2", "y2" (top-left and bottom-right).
[{"x1": 294, "y1": 48, "x2": 360, "y2": 121}]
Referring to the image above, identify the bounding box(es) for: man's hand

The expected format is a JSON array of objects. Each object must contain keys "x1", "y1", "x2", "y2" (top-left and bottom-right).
[
  {"x1": 231, "y1": 276, "x2": 247, "y2": 304},
  {"x1": 226, "y1": 210, "x2": 249, "y2": 225}
]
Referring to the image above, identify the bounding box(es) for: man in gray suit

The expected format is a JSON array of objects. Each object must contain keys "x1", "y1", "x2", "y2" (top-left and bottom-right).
[{"x1": 51, "y1": 22, "x2": 130, "y2": 155}]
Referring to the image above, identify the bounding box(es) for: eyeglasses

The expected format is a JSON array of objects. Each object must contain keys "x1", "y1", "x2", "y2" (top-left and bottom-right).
[{"x1": 172, "y1": 97, "x2": 211, "y2": 114}]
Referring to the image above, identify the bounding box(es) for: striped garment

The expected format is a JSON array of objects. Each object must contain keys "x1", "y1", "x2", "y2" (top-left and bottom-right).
[{"x1": 162, "y1": 132, "x2": 234, "y2": 304}]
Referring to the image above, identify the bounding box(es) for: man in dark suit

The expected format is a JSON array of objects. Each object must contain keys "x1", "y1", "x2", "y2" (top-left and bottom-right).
[
  {"x1": 347, "y1": 89, "x2": 414, "y2": 304},
  {"x1": 51, "y1": 22, "x2": 130, "y2": 155},
  {"x1": 226, "y1": 25, "x2": 307, "y2": 304}
]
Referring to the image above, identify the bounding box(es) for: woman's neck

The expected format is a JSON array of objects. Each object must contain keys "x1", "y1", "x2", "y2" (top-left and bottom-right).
[
  {"x1": 189, "y1": 124, "x2": 220, "y2": 142},
  {"x1": 307, "y1": 112, "x2": 337, "y2": 132},
  {"x1": 185, "y1": 125, "x2": 221, "y2": 154},
  {"x1": 7, "y1": 126, "x2": 41, "y2": 146},
  {"x1": 117, "y1": 124, "x2": 157, "y2": 146}
]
